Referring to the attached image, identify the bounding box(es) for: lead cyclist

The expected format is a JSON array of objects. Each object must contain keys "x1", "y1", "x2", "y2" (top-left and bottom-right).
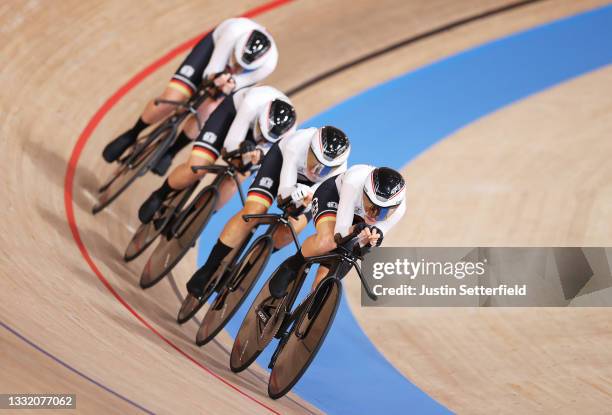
[{"x1": 267, "y1": 165, "x2": 407, "y2": 298}]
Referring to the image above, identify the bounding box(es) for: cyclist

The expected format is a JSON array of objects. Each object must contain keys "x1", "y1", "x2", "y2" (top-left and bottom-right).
[
  {"x1": 184, "y1": 126, "x2": 351, "y2": 302},
  {"x1": 102, "y1": 17, "x2": 278, "y2": 175},
  {"x1": 268, "y1": 165, "x2": 407, "y2": 298},
  {"x1": 137, "y1": 85, "x2": 296, "y2": 224}
]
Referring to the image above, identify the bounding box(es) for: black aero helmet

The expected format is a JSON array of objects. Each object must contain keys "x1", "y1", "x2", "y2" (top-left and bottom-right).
[
  {"x1": 235, "y1": 30, "x2": 272, "y2": 69},
  {"x1": 364, "y1": 167, "x2": 406, "y2": 208},
  {"x1": 259, "y1": 99, "x2": 297, "y2": 143},
  {"x1": 310, "y1": 126, "x2": 351, "y2": 167}
]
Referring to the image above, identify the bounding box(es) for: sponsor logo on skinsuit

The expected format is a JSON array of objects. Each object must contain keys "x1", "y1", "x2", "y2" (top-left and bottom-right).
[
  {"x1": 179, "y1": 65, "x2": 195, "y2": 77},
  {"x1": 202, "y1": 132, "x2": 217, "y2": 144},
  {"x1": 259, "y1": 177, "x2": 274, "y2": 188}
]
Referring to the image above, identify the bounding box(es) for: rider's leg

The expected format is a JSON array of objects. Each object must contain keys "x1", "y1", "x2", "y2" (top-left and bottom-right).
[
  {"x1": 268, "y1": 220, "x2": 336, "y2": 299},
  {"x1": 301, "y1": 220, "x2": 337, "y2": 257},
  {"x1": 140, "y1": 93, "x2": 238, "y2": 222},
  {"x1": 157, "y1": 92, "x2": 237, "y2": 176},
  {"x1": 186, "y1": 143, "x2": 284, "y2": 295},
  {"x1": 215, "y1": 171, "x2": 249, "y2": 210},
  {"x1": 182, "y1": 96, "x2": 224, "y2": 137},
  {"x1": 271, "y1": 214, "x2": 309, "y2": 249},
  {"x1": 102, "y1": 87, "x2": 187, "y2": 162},
  {"x1": 268, "y1": 175, "x2": 341, "y2": 299},
  {"x1": 162, "y1": 95, "x2": 224, "y2": 161},
  {"x1": 150, "y1": 123, "x2": 196, "y2": 176},
  {"x1": 138, "y1": 150, "x2": 215, "y2": 224},
  {"x1": 167, "y1": 147, "x2": 216, "y2": 190},
  {"x1": 186, "y1": 199, "x2": 268, "y2": 296},
  {"x1": 312, "y1": 265, "x2": 331, "y2": 291},
  {"x1": 103, "y1": 32, "x2": 214, "y2": 162}
]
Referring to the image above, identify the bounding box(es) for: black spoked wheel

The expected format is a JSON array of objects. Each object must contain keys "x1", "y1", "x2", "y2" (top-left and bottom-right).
[
  {"x1": 268, "y1": 278, "x2": 342, "y2": 399},
  {"x1": 92, "y1": 125, "x2": 174, "y2": 214},
  {"x1": 229, "y1": 266, "x2": 292, "y2": 373},
  {"x1": 139, "y1": 186, "x2": 218, "y2": 289},
  {"x1": 123, "y1": 184, "x2": 196, "y2": 262},
  {"x1": 196, "y1": 237, "x2": 273, "y2": 346}
]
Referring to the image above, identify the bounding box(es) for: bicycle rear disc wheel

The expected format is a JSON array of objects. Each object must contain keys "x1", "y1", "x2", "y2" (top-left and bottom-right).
[
  {"x1": 268, "y1": 279, "x2": 342, "y2": 399},
  {"x1": 92, "y1": 125, "x2": 173, "y2": 214},
  {"x1": 229, "y1": 271, "x2": 287, "y2": 373},
  {"x1": 139, "y1": 187, "x2": 217, "y2": 289},
  {"x1": 196, "y1": 237, "x2": 273, "y2": 346}
]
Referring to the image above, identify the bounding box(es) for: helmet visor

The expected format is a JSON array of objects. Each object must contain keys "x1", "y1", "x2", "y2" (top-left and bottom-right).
[
  {"x1": 268, "y1": 123, "x2": 290, "y2": 140},
  {"x1": 307, "y1": 148, "x2": 333, "y2": 178},
  {"x1": 363, "y1": 192, "x2": 398, "y2": 221}
]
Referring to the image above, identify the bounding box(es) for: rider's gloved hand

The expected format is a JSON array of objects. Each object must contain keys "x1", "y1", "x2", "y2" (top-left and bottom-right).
[
  {"x1": 290, "y1": 184, "x2": 313, "y2": 208},
  {"x1": 370, "y1": 226, "x2": 384, "y2": 246},
  {"x1": 238, "y1": 141, "x2": 263, "y2": 171},
  {"x1": 212, "y1": 72, "x2": 231, "y2": 87},
  {"x1": 220, "y1": 77, "x2": 236, "y2": 95},
  {"x1": 208, "y1": 72, "x2": 235, "y2": 98},
  {"x1": 357, "y1": 225, "x2": 383, "y2": 248},
  {"x1": 239, "y1": 140, "x2": 256, "y2": 154}
]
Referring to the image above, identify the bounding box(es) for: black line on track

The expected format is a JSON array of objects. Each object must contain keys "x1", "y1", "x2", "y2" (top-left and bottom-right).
[{"x1": 286, "y1": 0, "x2": 545, "y2": 96}]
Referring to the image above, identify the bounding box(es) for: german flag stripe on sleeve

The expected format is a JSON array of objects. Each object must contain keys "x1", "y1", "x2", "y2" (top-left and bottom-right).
[
  {"x1": 247, "y1": 191, "x2": 273, "y2": 208},
  {"x1": 168, "y1": 79, "x2": 194, "y2": 97},
  {"x1": 315, "y1": 212, "x2": 337, "y2": 227},
  {"x1": 192, "y1": 146, "x2": 218, "y2": 162}
]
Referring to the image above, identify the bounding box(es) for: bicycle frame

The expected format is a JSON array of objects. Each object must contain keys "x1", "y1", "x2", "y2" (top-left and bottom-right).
[
  {"x1": 170, "y1": 161, "x2": 246, "y2": 239},
  {"x1": 272, "y1": 229, "x2": 379, "y2": 339},
  {"x1": 222, "y1": 207, "x2": 302, "y2": 293},
  {"x1": 120, "y1": 85, "x2": 212, "y2": 169}
]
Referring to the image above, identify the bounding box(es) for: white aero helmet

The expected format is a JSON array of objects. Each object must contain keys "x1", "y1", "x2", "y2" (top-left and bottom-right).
[
  {"x1": 309, "y1": 126, "x2": 351, "y2": 177},
  {"x1": 234, "y1": 29, "x2": 272, "y2": 70},
  {"x1": 363, "y1": 167, "x2": 406, "y2": 221},
  {"x1": 258, "y1": 99, "x2": 297, "y2": 143}
]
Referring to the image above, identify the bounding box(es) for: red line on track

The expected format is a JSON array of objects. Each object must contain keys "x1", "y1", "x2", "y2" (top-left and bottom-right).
[{"x1": 63, "y1": 1, "x2": 292, "y2": 413}]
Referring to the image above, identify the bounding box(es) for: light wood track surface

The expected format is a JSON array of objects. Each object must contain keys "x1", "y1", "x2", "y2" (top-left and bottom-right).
[
  {"x1": 1, "y1": 0, "x2": 609, "y2": 413},
  {"x1": 329, "y1": 1, "x2": 612, "y2": 413}
]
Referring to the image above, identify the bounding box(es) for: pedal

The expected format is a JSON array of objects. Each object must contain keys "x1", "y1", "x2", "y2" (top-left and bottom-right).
[
  {"x1": 268, "y1": 331, "x2": 289, "y2": 368},
  {"x1": 274, "y1": 318, "x2": 291, "y2": 339}
]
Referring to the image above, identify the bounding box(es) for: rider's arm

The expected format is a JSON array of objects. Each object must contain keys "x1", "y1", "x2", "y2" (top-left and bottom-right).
[
  {"x1": 223, "y1": 94, "x2": 257, "y2": 153},
  {"x1": 195, "y1": 92, "x2": 238, "y2": 145},
  {"x1": 232, "y1": 48, "x2": 278, "y2": 90},
  {"x1": 203, "y1": 23, "x2": 241, "y2": 78},
  {"x1": 277, "y1": 150, "x2": 299, "y2": 199},
  {"x1": 374, "y1": 199, "x2": 407, "y2": 237},
  {"x1": 334, "y1": 176, "x2": 360, "y2": 237},
  {"x1": 277, "y1": 129, "x2": 312, "y2": 198},
  {"x1": 256, "y1": 141, "x2": 272, "y2": 156}
]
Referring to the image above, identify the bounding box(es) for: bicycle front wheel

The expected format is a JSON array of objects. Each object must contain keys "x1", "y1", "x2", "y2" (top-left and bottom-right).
[
  {"x1": 196, "y1": 236, "x2": 273, "y2": 346},
  {"x1": 139, "y1": 186, "x2": 217, "y2": 289},
  {"x1": 268, "y1": 278, "x2": 342, "y2": 399},
  {"x1": 229, "y1": 268, "x2": 288, "y2": 373},
  {"x1": 124, "y1": 184, "x2": 196, "y2": 261},
  {"x1": 93, "y1": 125, "x2": 174, "y2": 214}
]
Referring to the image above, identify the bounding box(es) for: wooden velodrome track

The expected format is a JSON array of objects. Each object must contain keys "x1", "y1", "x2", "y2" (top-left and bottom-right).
[{"x1": 1, "y1": 0, "x2": 611, "y2": 414}]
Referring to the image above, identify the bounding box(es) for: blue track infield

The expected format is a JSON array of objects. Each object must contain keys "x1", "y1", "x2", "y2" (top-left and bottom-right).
[{"x1": 197, "y1": 5, "x2": 612, "y2": 414}]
